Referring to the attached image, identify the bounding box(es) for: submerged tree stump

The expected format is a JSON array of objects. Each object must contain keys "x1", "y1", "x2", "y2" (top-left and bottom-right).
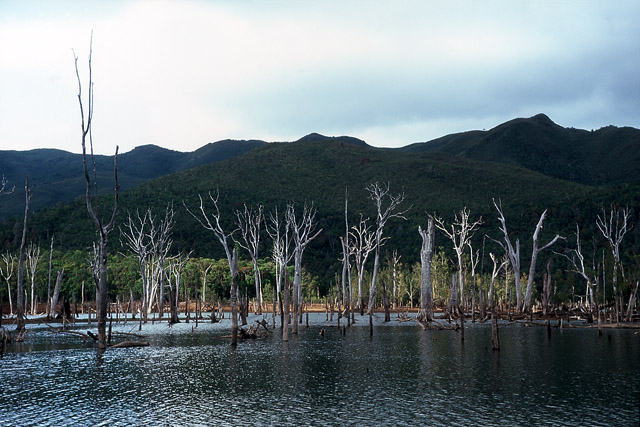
[{"x1": 491, "y1": 309, "x2": 500, "y2": 351}]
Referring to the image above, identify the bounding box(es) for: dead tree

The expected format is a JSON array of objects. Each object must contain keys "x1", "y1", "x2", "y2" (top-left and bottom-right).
[
  {"x1": 26, "y1": 242, "x2": 41, "y2": 315},
  {"x1": 16, "y1": 177, "x2": 31, "y2": 336},
  {"x1": 467, "y1": 239, "x2": 481, "y2": 322},
  {"x1": 488, "y1": 252, "x2": 508, "y2": 311},
  {"x1": 417, "y1": 212, "x2": 436, "y2": 326},
  {"x1": 230, "y1": 249, "x2": 239, "y2": 345},
  {"x1": 434, "y1": 207, "x2": 482, "y2": 311},
  {"x1": 524, "y1": 209, "x2": 564, "y2": 312},
  {"x1": 1, "y1": 252, "x2": 15, "y2": 316},
  {"x1": 1, "y1": 175, "x2": 14, "y2": 195},
  {"x1": 50, "y1": 269, "x2": 64, "y2": 318},
  {"x1": 492, "y1": 199, "x2": 522, "y2": 311},
  {"x1": 201, "y1": 264, "x2": 212, "y2": 312},
  {"x1": 45, "y1": 236, "x2": 54, "y2": 318},
  {"x1": 596, "y1": 206, "x2": 630, "y2": 323},
  {"x1": 366, "y1": 182, "x2": 409, "y2": 315},
  {"x1": 265, "y1": 206, "x2": 293, "y2": 332},
  {"x1": 626, "y1": 281, "x2": 639, "y2": 322},
  {"x1": 340, "y1": 188, "x2": 352, "y2": 323},
  {"x1": 541, "y1": 261, "x2": 553, "y2": 316},
  {"x1": 287, "y1": 203, "x2": 321, "y2": 334},
  {"x1": 493, "y1": 199, "x2": 563, "y2": 313},
  {"x1": 235, "y1": 204, "x2": 264, "y2": 315},
  {"x1": 74, "y1": 35, "x2": 119, "y2": 349},
  {"x1": 167, "y1": 252, "x2": 191, "y2": 324},
  {"x1": 153, "y1": 205, "x2": 174, "y2": 318},
  {"x1": 389, "y1": 250, "x2": 401, "y2": 311},
  {"x1": 349, "y1": 214, "x2": 376, "y2": 315},
  {"x1": 121, "y1": 210, "x2": 153, "y2": 322},
  {"x1": 185, "y1": 191, "x2": 241, "y2": 343},
  {"x1": 554, "y1": 224, "x2": 598, "y2": 310}
]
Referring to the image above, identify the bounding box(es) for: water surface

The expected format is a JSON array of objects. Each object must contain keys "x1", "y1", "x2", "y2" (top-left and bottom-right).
[{"x1": 1, "y1": 314, "x2": 638, "y2": 426}]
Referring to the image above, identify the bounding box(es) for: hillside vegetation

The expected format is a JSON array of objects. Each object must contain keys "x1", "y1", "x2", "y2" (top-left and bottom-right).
[
  {"x1": 0, "y1": 114, "x2": 638, "y2": 296},
  {"x1": 0, "y1": 139, "x2": 265, "y2": 219},
  {"x1": 403, "y1": 113, "x2": 640, "y2": 185}
]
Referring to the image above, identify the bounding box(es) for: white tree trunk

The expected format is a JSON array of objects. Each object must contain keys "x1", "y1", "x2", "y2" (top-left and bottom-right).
[{"x1": 418, "y1": 213, "x2": 435, "y2": 325}]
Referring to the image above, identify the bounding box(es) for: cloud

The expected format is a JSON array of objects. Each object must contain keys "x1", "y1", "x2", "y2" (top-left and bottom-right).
[{"x1": 1, "y1": 0, "x2": 639, "y2": 154}]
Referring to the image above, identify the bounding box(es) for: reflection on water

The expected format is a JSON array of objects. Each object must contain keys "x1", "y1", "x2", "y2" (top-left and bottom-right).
[{"x1": 1, "y1": 314, "x2": 638, "y2": 426}]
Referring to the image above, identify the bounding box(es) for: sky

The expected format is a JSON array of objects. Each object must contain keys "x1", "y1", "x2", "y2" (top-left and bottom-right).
[{"x1": 1, "y1": 0, "x2": 639, "y2": 155}]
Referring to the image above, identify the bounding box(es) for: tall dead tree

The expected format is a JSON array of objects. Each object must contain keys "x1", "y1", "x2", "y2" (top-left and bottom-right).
[
  {"x1": 287, "y1": 203, "x2": 322, "y2": 334},
  {"x1": 467, "y1": 239, "x2": 480, "y2": 321},
  {"x1": 434, "y1": 207, "x2": 482, "y2": 310},
  {"x1": 554, "y1": 224, "x2": 597, "y2": 309},
  {"x1": 167, "y1": 252, "x2": 191, "y2": 324},
  {"x1": 366, "y1": 182, "x2": 409, "y2": 315},
  {"x1": 417, "y1": 212, "x2": 436, "y2": 326},
  {"x1": 46, "y1": 236, "x2": 54, "y2": 318},
  {"x1": 523, "y1": 209, "x2": 564, "y2": 311},
  {"x1": 265, "y1": 206, "x2": 293, "y2": 332},
  {"x1": 16, "y1": 177, "x2": 31, "y2": 336},
  {"x1": 488, "y1": 252, "x2": 508, "y2": 309},
  {"x1": 596, "y1": 206, "x2": 630, "y2": 323},
  {"x1": 493, "y1": 199, "x2": 563, "y2": 313},
  {"x1": 153, "y1": 204, "x2": 174, "y2": 318},
  {"x1": 120, "y1": 210, "x2": 153, "y2": 322},
  {"x1": 389, "y1": 249, "x2": 401, "y2": 312},
  {"x1": 74, "y1": 35, "x2": 120, "y2": 349},
  {"x1": 492, "y1": 199, "x2": 522, "y2": 311},
  {"x1": 185, "y1": 191, "x2": 240, "y2": 344},
  {"x1": 235, "y1": 204, "x2": 264, "y2": 315},
  {"x1": 50, "y1": 269, "x2": 64, "y2": 319},
  {"x1": 349, "y1": 215, "x2": 376, "y2": 315},
  {"x1": 1, "y1": 252, "x2": 16, "y2": 315},
  {"x1": 26, "y1": 242, "x2": 41, "y2": 315},
  {"x1": 340, "y1": 189, "x2": 352, "y2": 322}
]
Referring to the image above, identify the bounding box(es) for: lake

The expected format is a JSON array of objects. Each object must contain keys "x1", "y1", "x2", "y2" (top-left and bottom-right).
[{"x1": 1, "y1": 313, "x2": 639, "y2": 426}]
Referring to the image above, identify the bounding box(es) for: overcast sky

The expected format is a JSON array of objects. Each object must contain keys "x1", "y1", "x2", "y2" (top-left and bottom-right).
[{"x1": 1, "y1": 0, "x2": 639, "y2": 155}]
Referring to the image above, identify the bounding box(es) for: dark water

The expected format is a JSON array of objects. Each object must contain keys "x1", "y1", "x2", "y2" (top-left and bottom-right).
[{"x1": 1, "y1": 314, "x2": 639, "y2": 426}]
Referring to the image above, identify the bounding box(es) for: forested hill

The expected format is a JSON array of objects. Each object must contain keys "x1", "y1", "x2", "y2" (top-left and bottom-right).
[
  {"x1": 0, "y1": 139, "x2": 265, "y2": 219},
  {"x1": 401, "y1": 113, "x2": 640, "y2": 186},
  {"x1": 4, "y1": 127, "x2": 639, "y2": 289},
  {"x1": 1, "y1": 114, "x2": 639, "y2": 288}
]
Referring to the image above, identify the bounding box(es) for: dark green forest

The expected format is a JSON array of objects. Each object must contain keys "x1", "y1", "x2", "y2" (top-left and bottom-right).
[{"x1": 1, "y1": 114, "x2": 639, "y2": 310}]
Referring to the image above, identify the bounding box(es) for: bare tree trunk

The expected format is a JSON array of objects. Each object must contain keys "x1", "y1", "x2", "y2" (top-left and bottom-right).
[
  {"x1": 287, "y1": 203, "x2": 322, "y2": 334},
  {"x1": 418, "y1": 213, "x2": 435, "y2": 326},
  {"x1": 16, "y1": 177, "x2": 31, "y2": 336},
  {"x1": 236, "y1": 204, "x2": 264, "y2": 315},
  {"x1": 596, "y1": 206, "x2": 629, "y2": 324},
  {"x1": 382, "y1": 279, "x2": 390, "y2": 322},
  {"x1": 51, "y1": 270, "x2": 64, "y2": 318},
  {"x1": 493, "y1": 199, "x2": 523, "y2": 312},
  {"x1": 626, "y1": 281, "x2": 638, "y2": 322},
  {"x1": 447, "y1": 274, "x2": 456, "y2": 318},
  {"x1": 435, "y1": 207, "x2": 482, "y2": 312},
  {"x1": 542, "y1": 261, "x2": 552, "y2": 316},
  {"x1": 230, "y1": 249, "x2": 239, "y2": 346},
  {"x1": 523, "y1": 210, "x2": 563, "y2": 312},
  {"x1": 282, "y1": 271, "x2": 290, "y2": 342},
  {"x1": 74, "y1": 36, "x2": 119, "y2": 349},
  {"x1": 491, "y1": 306, "x2": 500, "y2": 351},
  {"x1": 26, "y1": 242, "x2": 41, "y2": 316},
  {"x1": 1, "y1": 252, "x2": 15, "y2": 316},
  {"x1": 366, "y1": 182, "x2": 408, "y2": 315},
  {"x1": 46, "y1": 236, "x2": 54, "y2": 318}
]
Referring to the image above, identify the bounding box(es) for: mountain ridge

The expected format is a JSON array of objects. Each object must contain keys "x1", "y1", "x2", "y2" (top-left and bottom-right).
[{"x1": 1, "y1": 115, "x2": 639, "y2": 222}]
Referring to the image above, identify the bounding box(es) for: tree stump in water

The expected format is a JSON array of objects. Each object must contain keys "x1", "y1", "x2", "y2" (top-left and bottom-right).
[{"x1": 491, "y1": 309, "x2": 500, "y2": 351}]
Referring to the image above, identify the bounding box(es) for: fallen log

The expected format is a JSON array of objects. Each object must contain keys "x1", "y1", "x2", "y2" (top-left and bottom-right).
[{"x1": 110, "y1": 341, "x2": 150, "y2": 348}]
